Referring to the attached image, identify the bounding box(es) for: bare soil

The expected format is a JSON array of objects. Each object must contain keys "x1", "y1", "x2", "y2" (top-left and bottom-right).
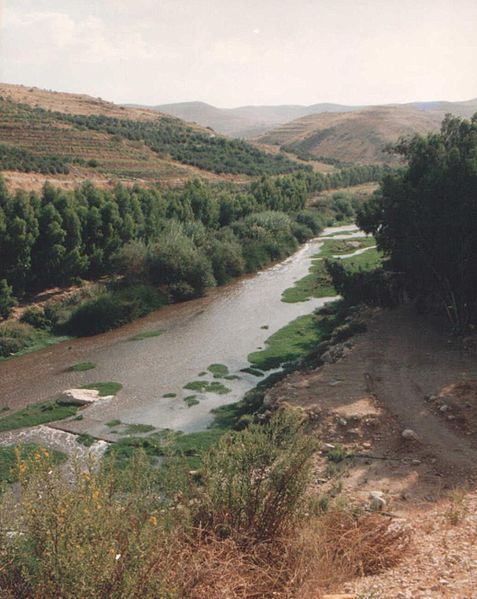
[{"x1": 266, "y1": 305, "x2": 477, "y2": 597}]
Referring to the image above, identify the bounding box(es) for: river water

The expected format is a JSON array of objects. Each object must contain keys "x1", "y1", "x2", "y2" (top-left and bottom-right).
[{"x1": 1, "y1": 225, "x2": 364, "y2": 437}]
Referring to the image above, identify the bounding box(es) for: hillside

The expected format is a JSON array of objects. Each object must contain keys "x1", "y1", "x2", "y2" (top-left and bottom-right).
[
  {"x1": 257, "y1": 106, "x2": 443, "y2": 163},
  {"x1": 0, "y1": 83, "x2": 303, "y2": 191},
  {"x1": 146, "y1": 101, "x2": 362, "y2": 138},
  {"x1": 147, "y1": 98, "x2": 477, "y2": 143}
]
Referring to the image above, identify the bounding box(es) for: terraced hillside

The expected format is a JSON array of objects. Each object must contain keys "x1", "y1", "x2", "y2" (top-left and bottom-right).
[{"x1": 0, "y1": 83, "x2": 304, "y2": 190}]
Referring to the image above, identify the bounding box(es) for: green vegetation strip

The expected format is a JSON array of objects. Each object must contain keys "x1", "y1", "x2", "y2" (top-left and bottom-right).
[
  {"x1": 0, "y1": 400, "x2": 79, "y2": 433},
  {"x1": 183, "y1": 381, "x2": 231, "y2": 394},
  {"x1": 248, "y1": 313, "x2": 328, "y2": 371},
  {"x1": 183, "y1": 395, "x2": 200, "y2": 407}
]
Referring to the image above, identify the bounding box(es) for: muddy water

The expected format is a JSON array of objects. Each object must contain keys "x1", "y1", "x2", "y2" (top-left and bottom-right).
[{"x1": 0, "y1": 225, "x2": 364, "y2": 436}]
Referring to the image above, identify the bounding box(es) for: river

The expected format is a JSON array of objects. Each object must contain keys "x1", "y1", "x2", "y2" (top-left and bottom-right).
[{"x1": 0, "y1": 225, "x2": 364, "y2": 438}]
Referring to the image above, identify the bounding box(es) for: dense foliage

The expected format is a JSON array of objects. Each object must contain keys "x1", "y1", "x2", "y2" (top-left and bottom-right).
[
  {"x1": 0, "y1": 143, "x2": 70, "y2": 175},
  {"x1": 357, "y1": 114, "x2": 477, "y2": 331}
]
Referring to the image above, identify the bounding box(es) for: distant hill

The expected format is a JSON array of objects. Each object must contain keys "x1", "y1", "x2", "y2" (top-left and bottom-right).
[
  {"x1": 143, "y1": 98, "x2": 477, "y2": 145},
  {"x1": 257, "y1": 101, "x2": 477, "y2": 164},
  {"x1": 0, "y1": 83, "x2": 303, "y2": 192},
  {"x1": 139, "y1": 101, "x2": 362, "y2": 138}
]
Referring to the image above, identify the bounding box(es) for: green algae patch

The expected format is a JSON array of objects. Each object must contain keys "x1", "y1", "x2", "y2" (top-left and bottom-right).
[
  {"x1": 68, "y1": 361, "x2": 96, "y2": 372},
  {"x1": 81, "y1": 382, "x2": 122, "y2": 396}
]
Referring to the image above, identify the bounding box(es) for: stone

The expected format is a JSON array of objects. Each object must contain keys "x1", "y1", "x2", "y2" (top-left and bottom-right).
[
  {"x1": 439, "y1": 404, "x2": 450, "y2": 412},
  {"x1": 57, "y1": 388, "x2": 111, "y2": 406},
  {"x1": 369, "y1": 490, "x2": 386, "y2": 511},
  {"x1": 338, "y1": 417, "x2": 348, "y2": 426},
  {"x1": 401, "y1": 428, "x2": 419, "y2": 441}
]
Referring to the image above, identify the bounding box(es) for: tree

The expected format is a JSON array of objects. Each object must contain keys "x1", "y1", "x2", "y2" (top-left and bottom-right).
[{"x1": 357, "y1": 114, "x2": 477, "y2": 332}]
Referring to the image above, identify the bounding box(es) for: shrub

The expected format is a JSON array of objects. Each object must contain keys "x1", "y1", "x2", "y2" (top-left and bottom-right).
[
  {"x1": 20, "y1": 307, "x2": 52, "y2": 330},
  {"x1": 65, "y1": 293, "x2": 138, "y2": 336},
  {"x1": 0, "y1": 279, "x2": 16, "y2": 319},
  {"x1": 196, "y1": 410, "x2": 317, "y2": 542},
  {"x1": 0, "y1": 321, "x2": 35, "y2": 357}
]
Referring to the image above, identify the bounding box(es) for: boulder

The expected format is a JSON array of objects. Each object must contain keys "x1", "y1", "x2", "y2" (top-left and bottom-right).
[
  {"x1": 57, "y1": 388, "x2": 112, "y2": 406},
  {"x1": 401, "y1": 428, "x2": 419, "y2": 442},
  {"x1": 369, "y1": 490, "x2": 386, "y2": 511}
]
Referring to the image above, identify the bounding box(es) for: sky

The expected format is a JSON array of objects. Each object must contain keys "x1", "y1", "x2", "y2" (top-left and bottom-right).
[{"x1": 0, "y1": 0, "x2": 476, "y2": 108}]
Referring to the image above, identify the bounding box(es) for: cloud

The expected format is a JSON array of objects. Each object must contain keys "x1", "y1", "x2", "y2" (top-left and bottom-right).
[{"x1": 3, "y1": 8, "x2": 163, "y2": 66}]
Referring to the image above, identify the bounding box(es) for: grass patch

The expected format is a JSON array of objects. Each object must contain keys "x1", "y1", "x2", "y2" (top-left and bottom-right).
[
  {"x1": 0, "y1": 400, "x2": 79, "y2": 433},
  {"x1": 248, "y1": 313, "x2": 330, "y2": 371},
  {"x1": 162, "y1": 392, "x2": 177, "y2": 398},
  {"x1": 261, "y1": 325, "x2": 269, "y2": 329},
  {"x1": 122, "y1": 423, "x2": 155, "y2": 435},
  {"x1": 240, "y1": 367, "x2": 264, "y2": 377},
  {"x1": 81, "y1": 382, "x2": 122, "y2": 397},
  {"x1": 76, "y1": 434, "x2": 96, "y2": 447},
  {"x1": 339, "y1": 246, "x2": 381, "y2": 272},
  {"x1": 224, "y1": 374, "x2": 240, "y2": 381},
  {"x1": 0, "y1": 444, "x2": 66, "y2": 484},
  {"x1": 183, "y1": 395, "x2": 200, "y2": 407},
  {"x1": 207, "y1": 363, "x2": 229, "y2": 378},
  {"x1": 183, "y1": 381, "x2": 231, "y2": 395},
  {"x1": 198, "y1": 371, "x2": 207, "y2": 376},
  {"x1": 68, "y1": 361, "x2": 96, "y2": 372},
  {"x1": 128, "y1": 329, "x2": 163, "y2": 342},
  {"x1": 105, "y1": 419, "x2": 121, "y2": 428}
]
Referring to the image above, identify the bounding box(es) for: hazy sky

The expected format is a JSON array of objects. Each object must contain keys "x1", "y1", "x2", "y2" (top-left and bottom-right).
[{"x1": 1, "y1": 0, "x2": 476, "y2": 107}]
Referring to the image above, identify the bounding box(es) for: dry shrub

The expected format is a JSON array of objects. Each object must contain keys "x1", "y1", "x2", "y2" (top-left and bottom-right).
[{"x1": 297, "y1": 509, "x2": 412, "y2": 593}]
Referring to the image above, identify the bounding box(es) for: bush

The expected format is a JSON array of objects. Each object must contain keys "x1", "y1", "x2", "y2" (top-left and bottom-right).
[
  {"x1": 291, "y1": 221, "x2": 313, "y2": 243},
  {"x1": 196, "y1": 410, "x2": 317, "y2": 541},
  {"x1": 20, "y1": 307, "x2": 52, "y2": 330},
  {"x1": 0, "y1": 321, "x2": 35, "y2": 357},
  {"x1": 0, "y1": 279, "x2": 16, "y2": 319},
  {"x1": 65, "y1": 293, "x2": 138, "y2": 336}
]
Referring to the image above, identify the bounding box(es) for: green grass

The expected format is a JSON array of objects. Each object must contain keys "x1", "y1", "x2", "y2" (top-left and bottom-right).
[
  {"x1": 339, "y1": 246, "x2": 381, "y2": 272},
  {"x1": 76, "y1": 434, "x2": 96, "y2": 447},
  {"x1": 0, "y1": 444, "x2": 67, "y2": 484},
  {"x1": 0, "y1": 400, "x2": 79, "y2": 433},
  {"x1": 240, "y1": 367, "x2": 264, "y2": 377},
  {"x1": 183, "y1": 395, "x2": 200, "y2": 407},
  {"x1": 128, "y1": 329, "x2": 163, "y2": 342},
  {"x1": 68, "y1": 361, "x2": 96, "y2": 372},
  {"x1": 261, "y1": 325, "x2": 269, "y2": 329},
  {"x1": 207, "y1": 363, "x2": 229, "y2": 378},
  {"x1": 183, "y1": 381, "x2": 231, "y2": 394},
  {"x1": 321, "y1": 229, "x2": 356, "y2": 237},
  {"x1": 122, "y1": 423, "x2": 155, "y2": 435},
  {"x1": 162, "y1": 392, "x2": 177, "y2": 398},
  {"x1": 105, "y1": 419, "x2": 121, "y2": 428},
  {"x1": 281, "y1": 237, "x2": 376, "y2": 303},
  {"x1": 0, "y1": 331, "x2": 71, "y2": 362},
  {"x1": 81, "y1": 382, "x2": 123, "y2": 397},
  {"x1": 224, "y1": 375, "x2": 240, "y2": 381},
  {"x1": 248, "y1": 313, "x2": 329, "y2": 371}
]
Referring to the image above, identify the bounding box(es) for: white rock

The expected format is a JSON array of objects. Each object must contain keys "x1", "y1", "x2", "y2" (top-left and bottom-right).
[
  {"x1": 401, "y1": 428, "x2": 419, "y2": 441},
  {"x1": 57, "y1": 389, "x2": 112, "y2": 406},
  {"x1": 369, "y1": 490, "x2": 386, "y2": 511}
]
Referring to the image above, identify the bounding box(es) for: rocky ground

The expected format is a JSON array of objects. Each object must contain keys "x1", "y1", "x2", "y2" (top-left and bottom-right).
[{"x1": 266, "y1": 305, "x2": 477, "y2": 598}]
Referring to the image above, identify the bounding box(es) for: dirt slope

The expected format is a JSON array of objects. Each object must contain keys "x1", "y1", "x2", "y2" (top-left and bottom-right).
[{"x1": 267, "y1": 305, "x2": 477, "y2": 596}]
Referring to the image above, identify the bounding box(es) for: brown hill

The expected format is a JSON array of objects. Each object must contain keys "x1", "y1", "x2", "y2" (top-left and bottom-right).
[
  {"x1": 257, "y1": 100, "x2": 477, "y2": 164},
  {"x1": 257, "y1": 106, "x2": 450, "y2": 164}
]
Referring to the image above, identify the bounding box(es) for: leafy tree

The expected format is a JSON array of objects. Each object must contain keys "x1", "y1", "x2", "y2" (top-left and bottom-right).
[
  {"x1": 0, "y1": 279, "x2": 16, "y2": 319},
  {"x1": 358, "y1": 114, "x2": 477, "y2": 331}
]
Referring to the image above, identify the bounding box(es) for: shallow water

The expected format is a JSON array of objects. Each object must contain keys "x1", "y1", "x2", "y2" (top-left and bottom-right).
[{"x1": 1, "y1": 225, "x2": 366, "y2": 435}]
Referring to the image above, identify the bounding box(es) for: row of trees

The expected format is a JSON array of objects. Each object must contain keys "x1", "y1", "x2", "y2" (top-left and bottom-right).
[{"x1": 357, "y1": 114, "x2": 477, "y2": 331}]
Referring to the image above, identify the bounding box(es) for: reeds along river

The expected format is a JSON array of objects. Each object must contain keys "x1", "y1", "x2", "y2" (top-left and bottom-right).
[{"x1": 0, "y1": 226, "x2": 363, "y2": 437}]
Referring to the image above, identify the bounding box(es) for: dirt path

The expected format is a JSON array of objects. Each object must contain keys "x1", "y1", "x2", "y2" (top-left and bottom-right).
[{"x1": 266, "y1": 305, "x2": 477, "y2": 597}]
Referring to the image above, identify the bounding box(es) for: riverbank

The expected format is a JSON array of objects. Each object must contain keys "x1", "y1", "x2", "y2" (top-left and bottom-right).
[{"x1": 0, "y1": 226, "x2": 379, "y2": 465}]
